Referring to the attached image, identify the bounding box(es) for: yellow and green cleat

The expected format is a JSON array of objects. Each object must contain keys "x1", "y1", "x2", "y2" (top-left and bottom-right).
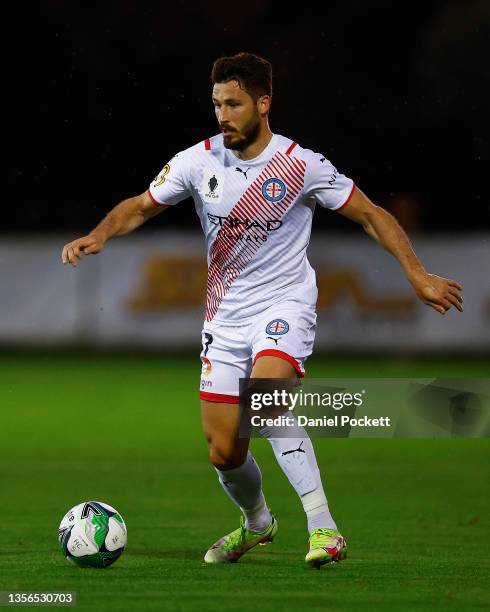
[
  {"x1": 305, "y1": 528, "x2": 347, "y2": 568},
  {"x1": 204, "y1": 515, "x2": 278, "y2": 563}
]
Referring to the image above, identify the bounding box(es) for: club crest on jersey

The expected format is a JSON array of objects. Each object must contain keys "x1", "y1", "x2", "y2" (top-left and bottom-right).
[
  {"x1": 262, "y1": 178, "x2": 287, "y2": 203},
  {"x1": 266, "y1": 319, "x2": 289, "y2": 335},
  {"x1": 202, "y1": 168, "x2": 224, "y2": 204}
]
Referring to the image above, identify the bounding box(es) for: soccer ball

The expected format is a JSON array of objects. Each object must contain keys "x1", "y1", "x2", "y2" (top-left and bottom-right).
[{"x1": 58, "y1": 501, "x2": 127, "y2": 568}]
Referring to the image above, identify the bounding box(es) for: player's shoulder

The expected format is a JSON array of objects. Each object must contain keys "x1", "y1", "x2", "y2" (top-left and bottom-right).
[
  {"x1": 279, "y1": 137, "x2": 334, "y2": 169},
  {"x1": 170, "y1": 135, "x2": 222, "y2": 164},
  {"x1": 177, "y1": 134, "x2": 230, "y2": 172},
  {"x1": 205, "y1": 133, "x2": 225, "y2": 151},
  {"x1": 188, "y1": 133, "x2": 228, "y2": 156}
]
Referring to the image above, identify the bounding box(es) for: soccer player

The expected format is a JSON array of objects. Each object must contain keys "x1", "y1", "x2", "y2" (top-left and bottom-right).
[{"x1": 61, "y1": 52, "x2": 463, "y2": 568}]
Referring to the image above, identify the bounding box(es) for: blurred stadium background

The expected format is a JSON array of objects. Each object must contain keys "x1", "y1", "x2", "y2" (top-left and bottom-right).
[
  {"x1": 3, "y1": 1, "x2": 489, "y2": 356},
  {"x1": 1, "y1": 3, "x2": 489, "y2": 611}
]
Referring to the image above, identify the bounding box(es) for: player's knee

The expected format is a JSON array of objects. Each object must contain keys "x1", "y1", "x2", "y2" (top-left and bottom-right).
[{"x1": 208, "y1": 441, "x2": 246, "y2": 470}]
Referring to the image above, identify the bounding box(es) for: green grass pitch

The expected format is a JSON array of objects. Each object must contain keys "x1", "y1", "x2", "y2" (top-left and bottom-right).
[{"x1": 0, "y1": 355, "x2": 488, "y2": 611}]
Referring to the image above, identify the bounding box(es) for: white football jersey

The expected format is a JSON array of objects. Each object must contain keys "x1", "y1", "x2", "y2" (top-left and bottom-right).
[{"x1": 148, "y1": 133, "x2": 354, "y2": 323}]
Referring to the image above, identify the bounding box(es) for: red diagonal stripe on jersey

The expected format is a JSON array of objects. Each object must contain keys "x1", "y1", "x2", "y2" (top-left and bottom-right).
[
  {"x1": 206, "y1": 152, "x2": 307, "y2": 309},
  {"x1": 205, "y1": 151, "x2": 306, "y2": 321}
]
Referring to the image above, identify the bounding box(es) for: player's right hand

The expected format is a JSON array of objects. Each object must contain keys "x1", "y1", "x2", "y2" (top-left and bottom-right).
[{"x1": 61, "y1": 233, "x2": 106, "y2": 267}]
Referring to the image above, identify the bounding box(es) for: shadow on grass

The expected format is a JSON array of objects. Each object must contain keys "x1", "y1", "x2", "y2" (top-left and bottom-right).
[
  {"x1": 127, "y1": 548, "x2": 307, "y2": 567},
  {"x1": 127, "y1": 548, "x2": 202, "y2": 561},
  {"x1": 0, "y1": 549, "x2": 54, "y2": 556}
]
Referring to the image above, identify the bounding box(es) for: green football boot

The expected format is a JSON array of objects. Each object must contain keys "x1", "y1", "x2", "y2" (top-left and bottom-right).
[
  {"x1": 204, "y1": 515, "x2": 278, "y2": 563},
  {"x1": 305, "y1": 528, "x2": 347, "y2": 568}
]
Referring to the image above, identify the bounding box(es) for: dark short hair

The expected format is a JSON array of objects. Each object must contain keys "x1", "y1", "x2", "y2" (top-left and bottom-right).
[{"x1": 211, "y1": 52, "x2": 272, "y2": 100}]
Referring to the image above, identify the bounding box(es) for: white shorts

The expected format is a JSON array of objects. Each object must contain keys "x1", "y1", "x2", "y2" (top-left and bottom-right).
[{"x1": 199, "y1": 301, "x2": 317, "y2": 404}]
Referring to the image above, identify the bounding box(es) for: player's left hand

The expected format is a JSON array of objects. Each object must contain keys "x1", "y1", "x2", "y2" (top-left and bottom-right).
[{"x1": 410, "y1": 273, "x2": 463, "y2": 315}]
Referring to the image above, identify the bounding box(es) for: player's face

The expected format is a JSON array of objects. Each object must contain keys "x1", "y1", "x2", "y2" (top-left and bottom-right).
[{"x1": 212, "y1": 80, "x2": 263, "y2": 151}]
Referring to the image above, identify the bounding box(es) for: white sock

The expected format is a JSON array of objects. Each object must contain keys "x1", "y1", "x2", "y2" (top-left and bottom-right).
[
  {"x1": 215, "y1": 452, "x2": 272, "y2": 533},
  {"x1": 259, "y1": 421, "x2": 337, "y2": 533}
]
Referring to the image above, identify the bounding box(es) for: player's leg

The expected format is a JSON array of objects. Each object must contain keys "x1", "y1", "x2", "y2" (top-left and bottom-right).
[
  {"x1": 199, "y1": 325, "x2": 276, "y2": 563},
  {"x1": 251, "y1": 355, "x2": 338, "y2": 533},
  {"x1": 201, "y1": 399, "x2": 277, "y2": 563},
  {"x1": 201, "y1": 399, "x2": 270, "y2": 531},
  {"x1": 251, "y1": 307, "x2": 347, "y2": 567}
]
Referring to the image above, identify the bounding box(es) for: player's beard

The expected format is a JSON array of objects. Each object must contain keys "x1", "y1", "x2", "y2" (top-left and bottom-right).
[{"x1": 222, "y1": 114, "x2": 261, "y2": 151}]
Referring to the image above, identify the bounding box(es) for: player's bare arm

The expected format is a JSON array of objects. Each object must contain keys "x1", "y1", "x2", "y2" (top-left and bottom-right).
[
  {"x1": 61, "y1": 191, "x2": 169, "y2": 267},
  {"x1": 338, "y1": 187, "x2": 463, "y2": 315}
]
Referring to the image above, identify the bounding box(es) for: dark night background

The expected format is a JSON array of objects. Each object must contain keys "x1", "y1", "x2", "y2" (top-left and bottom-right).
[{"x1": 5, "y1": 0, "x2": 489, "y2": 234}]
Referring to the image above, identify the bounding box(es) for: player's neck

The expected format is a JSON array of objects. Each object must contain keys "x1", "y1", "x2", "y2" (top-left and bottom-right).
[{"x1": 232, "y1": 127, "x2": 273, "y2": 161}]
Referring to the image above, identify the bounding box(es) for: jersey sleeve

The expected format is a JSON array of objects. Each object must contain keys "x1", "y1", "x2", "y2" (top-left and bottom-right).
[
  {"x1": 302, "y1": 150, "x2": 355, "y2": 211},
  {"x1": 148, "y1": 150, "x2": 192, "y2": 206}
]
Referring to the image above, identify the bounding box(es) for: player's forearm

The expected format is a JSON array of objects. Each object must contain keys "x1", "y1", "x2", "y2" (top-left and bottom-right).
[
  {"x1": 364, "y1": 206, "x2": 426, "y2": 281},
  {"x1": 90, "y1": 196, "x2": 146, "y2": 243}
]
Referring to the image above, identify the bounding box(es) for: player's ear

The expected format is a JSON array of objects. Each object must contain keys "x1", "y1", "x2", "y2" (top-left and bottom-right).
[{"x1": 258, "y1": 95, "x2": 271, "y2": 115}]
